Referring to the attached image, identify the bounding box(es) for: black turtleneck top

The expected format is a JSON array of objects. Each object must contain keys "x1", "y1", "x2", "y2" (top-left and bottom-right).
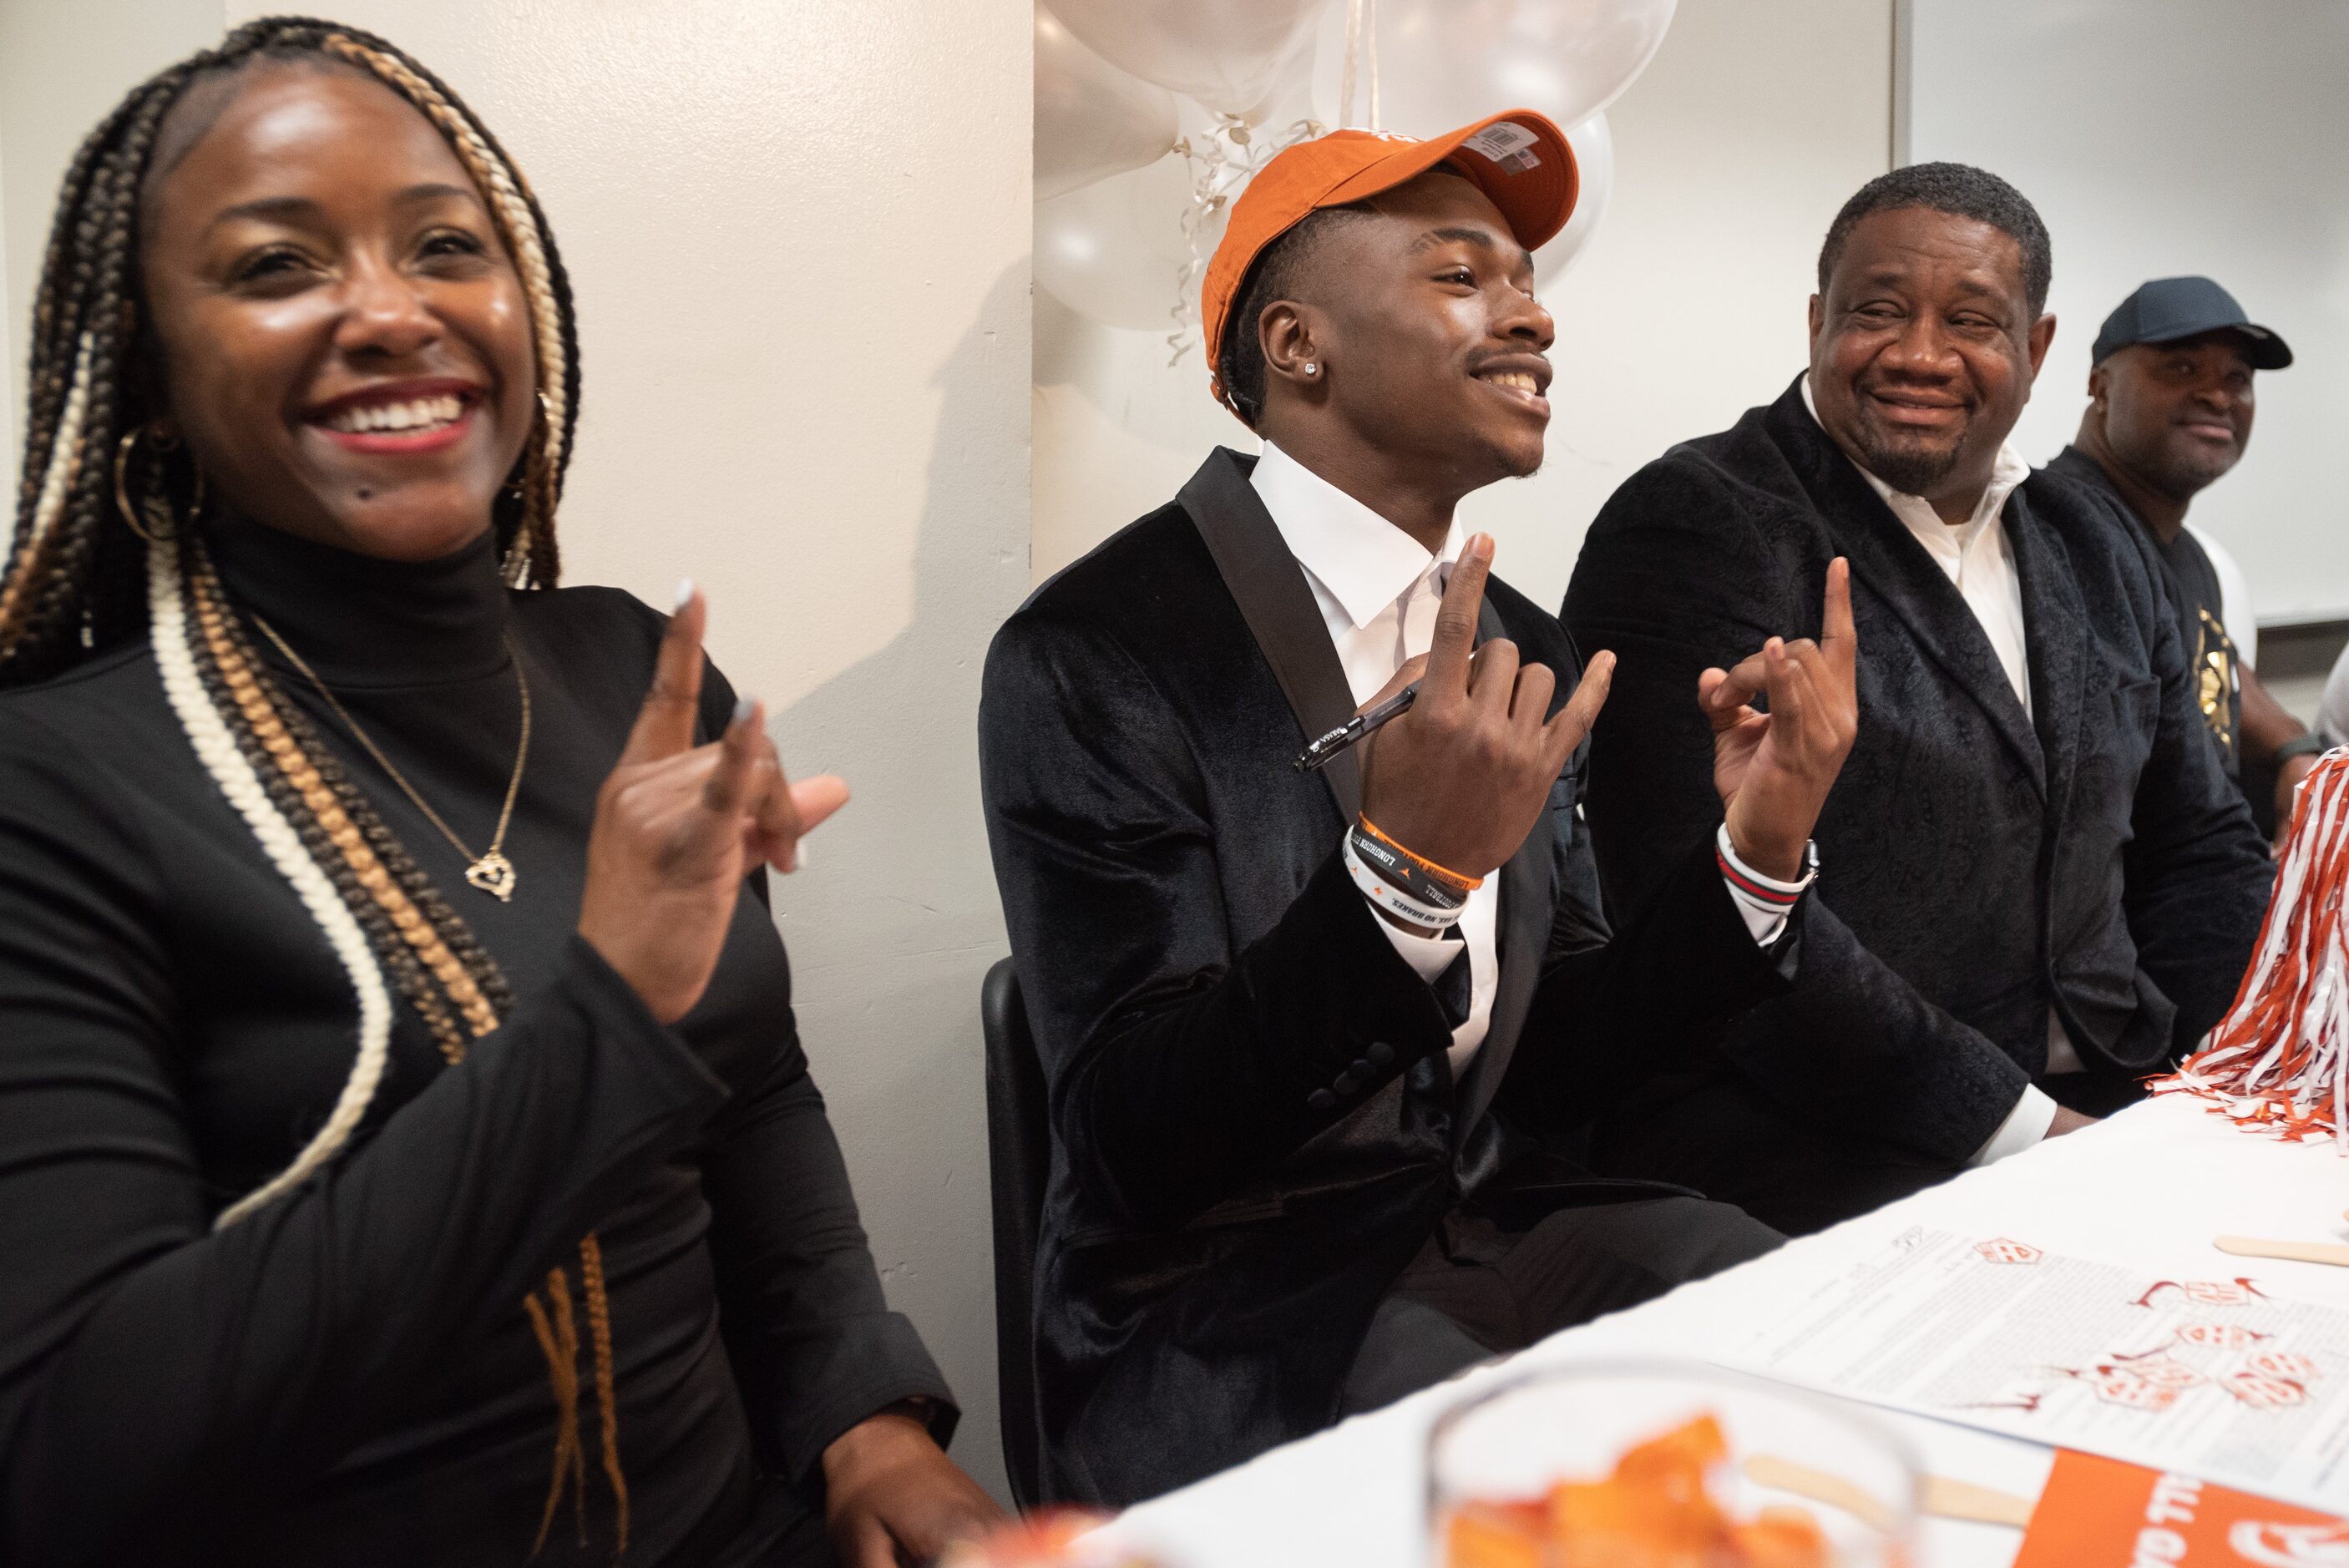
[{"x1": 0, "y1": 520, "x2": 953, "y2": 1566}]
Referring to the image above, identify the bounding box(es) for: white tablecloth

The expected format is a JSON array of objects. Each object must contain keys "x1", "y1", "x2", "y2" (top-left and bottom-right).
[{"x1": 1101, "y1": 1094, "x2": 2349, "y2": 1566}]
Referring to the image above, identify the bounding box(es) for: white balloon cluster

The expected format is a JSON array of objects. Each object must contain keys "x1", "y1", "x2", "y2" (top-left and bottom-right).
[{"x1": 1034, "y1": 0, "x2": 1675, "y2": 345}]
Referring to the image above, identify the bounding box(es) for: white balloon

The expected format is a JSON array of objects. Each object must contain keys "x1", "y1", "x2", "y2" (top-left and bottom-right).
[
  {"x1": 1232, "y1": 31, "x2": 1324, "y2": 134},
  {"x1": 1312, "y1": 0, "x2": 1675, "y2": 140},
  {"x1": 1035, "y1": 152, "x2": 1231, "y2": 332},
  {"x1": 1036, "y1": 4, "x2": 1180, "y2": 203},
  {"x1": 1053, "y1": 0, "x2": 1334, "y2": 119},
  {"x1": 1536, "y1": 113, "x2": 1613, "y2": 281}
]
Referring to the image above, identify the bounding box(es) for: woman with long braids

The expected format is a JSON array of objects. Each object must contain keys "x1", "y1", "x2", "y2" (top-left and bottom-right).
[{"x1": 0, "y1": 18, "x2": 1001, "y2": 1565}]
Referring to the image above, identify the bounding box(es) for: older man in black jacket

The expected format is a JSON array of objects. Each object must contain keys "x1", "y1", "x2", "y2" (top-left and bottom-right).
[{"x1": 1562, "y1": 164, "x2": 2272, "y2": 1237}]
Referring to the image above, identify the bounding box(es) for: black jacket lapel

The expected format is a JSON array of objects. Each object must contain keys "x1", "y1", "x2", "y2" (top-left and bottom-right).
[
  {"x1": 2006, "y1": 483, "x2": 2088, "y2": 826},
  {"x1": 1180, "y1": 449, "x2": 1558, "y2": 1130},
  {"x1": 1452, "y1": 596, "x2": 1560, "y2": 1135},
  {"x1": 1764, "y1": 387, "x2": 2045, "y2": 794},
  {"x1": 1179, "y1": 448, "x2": 1365, "y2": 820}
]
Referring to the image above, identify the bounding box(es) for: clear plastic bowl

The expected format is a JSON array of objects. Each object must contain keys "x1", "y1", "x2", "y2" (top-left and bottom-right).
[{"x1": 1426, "y1": 1359, "x2": 1920, "y2": 1566}]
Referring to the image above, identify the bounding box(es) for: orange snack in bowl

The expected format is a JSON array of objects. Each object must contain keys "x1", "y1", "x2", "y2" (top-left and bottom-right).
[
  {"x1": 1731, "y1": 1507, "x2": 1835, "y2": 1568},
  {"x1": 938, "y1": 1510, "x2": 1160, "y2": 1568},
  {"x1": 1446, "y1": 1501, "x2": 1548, "y2": 1568},
  {"x1": 1443, "y1": 1414, "x2": 1831, "y2": 1568}
]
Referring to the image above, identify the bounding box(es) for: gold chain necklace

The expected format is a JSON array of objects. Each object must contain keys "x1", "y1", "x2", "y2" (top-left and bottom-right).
[{"x1": 251, "y1": 615, "x2": 532, "y2": 902}]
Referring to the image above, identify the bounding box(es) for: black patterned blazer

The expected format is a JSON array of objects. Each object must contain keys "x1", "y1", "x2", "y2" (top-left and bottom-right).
[{"x1": 1562, "y1": 377, "x2": 2271, "y2": 1161}]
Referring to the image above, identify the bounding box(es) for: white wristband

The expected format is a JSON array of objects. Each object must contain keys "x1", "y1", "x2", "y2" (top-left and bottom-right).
[{"x1": 1344, "y1": 832, "x2": 1463, "y2": 931}]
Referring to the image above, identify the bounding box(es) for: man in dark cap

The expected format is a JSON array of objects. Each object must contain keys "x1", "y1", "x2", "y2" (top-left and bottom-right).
[{"x1": 2045, "y1": 277, "x2": 2321, "y2": 843}]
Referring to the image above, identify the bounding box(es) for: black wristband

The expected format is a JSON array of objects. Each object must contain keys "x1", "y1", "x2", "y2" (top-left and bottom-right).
[
  {"x1": 1348, "y1": 822, "x2": 1469, "y2": 913},
  {"x1": 2274, "y1": 731, "x2": 2332, "y2": 764}
]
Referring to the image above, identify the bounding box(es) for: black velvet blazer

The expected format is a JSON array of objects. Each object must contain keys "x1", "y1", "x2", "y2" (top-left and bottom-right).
[
  {"x1": 978, "y1": 448, "x2": 1792, "y2": 1505},
  {"x1": 1562, "y1": 378, "x2": 2271, "y2": 1162}
]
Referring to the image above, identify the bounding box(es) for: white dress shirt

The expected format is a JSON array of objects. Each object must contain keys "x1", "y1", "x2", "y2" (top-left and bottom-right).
[
  {"x1": 1800, "y1": 379, "x2": 2065, "y2": 1162},
  {"x1": 1250, "y1": 442, "x2": 1794, "y2": 1079}
]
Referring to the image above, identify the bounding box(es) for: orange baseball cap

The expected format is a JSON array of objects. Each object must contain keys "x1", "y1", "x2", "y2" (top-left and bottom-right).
[{"x1": 1202, "y1": 109, "x2": 1579, "y2": 414}]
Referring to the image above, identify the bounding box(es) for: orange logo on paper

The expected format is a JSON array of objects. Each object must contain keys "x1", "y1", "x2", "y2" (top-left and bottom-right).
[
  {"x1": 2135, "y1": 1278, "x2": 2269, "y2": 1308},
  {"x1": 2121, "y1": 1357, "x2": 2206, "y2": 1391},
  {"x1": 2013, "y1": 1452, "x2": 2349, "y2": 1568},
  {"x1": 2179, "y1": 1322, "x2": 2271, "y2": 1351},
  {"x1": 2225, "y1": 1371, "x2": 2310, "y2": 1409},
  {"x1": 2228, "y1": 1520, "x2": 2349, "y2": 1566},
  {"x1": 1977, "y1": 1238, "x2": 2044, "y2": 1264},
  {"x1": 2086, "y1": 1368, "x2": 2183, "y2": 1411},
  {"x1": 2245, "y1": 1351, "x2": 2322, "y2": 1383}
]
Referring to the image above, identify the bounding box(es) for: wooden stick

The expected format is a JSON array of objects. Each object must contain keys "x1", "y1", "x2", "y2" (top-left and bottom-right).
[
  {"x1": 1741, "y1": 1454, "x2": 2036, "y2": 1529},
  {"x1": 1919, "y1": 1474, "x2": 2040, "y2": 1528},
  {"x1": 2216, "y1": 1235, "x2": 2349, "y2": 1267}
]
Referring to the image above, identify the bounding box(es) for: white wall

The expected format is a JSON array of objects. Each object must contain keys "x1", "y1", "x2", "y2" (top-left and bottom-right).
[
  {"x1": 0, "y1": 0, "x2": 226, "y2": 473},
  {"x1": 1035, "y1": 0, "x2": 1896, "y2": 611},
  {"x1": 1, "y1": 111, "x2": 9, "y2": 476},
  {"x1": 1906, "y1": 0, "x2": 2349, "y2": 626},
  {"x1": 1, "y1": 0, "x2": 1031, "y2": 1500}
]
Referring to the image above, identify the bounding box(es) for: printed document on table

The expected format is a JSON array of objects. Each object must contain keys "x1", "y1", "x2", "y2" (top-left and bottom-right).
[{"x1": 1727, "y1": 1227, "x2": 2349, "y2": 1512}]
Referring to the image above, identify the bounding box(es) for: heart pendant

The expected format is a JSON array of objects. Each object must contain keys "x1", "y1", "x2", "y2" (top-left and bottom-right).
[{"x1": 465, "y1": 850, "x2": 516, "y2": 902}]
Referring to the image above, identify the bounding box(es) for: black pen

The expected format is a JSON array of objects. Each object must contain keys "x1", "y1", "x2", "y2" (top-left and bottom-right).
[{"x1": 1294, "y1": 681, "x2": 1420, "y2": 771}]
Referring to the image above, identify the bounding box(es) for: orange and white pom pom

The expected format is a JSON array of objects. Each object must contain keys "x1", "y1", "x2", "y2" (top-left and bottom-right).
[{"x1": 2158, "y1": 748, "x2": 2349, "y2": 1146}]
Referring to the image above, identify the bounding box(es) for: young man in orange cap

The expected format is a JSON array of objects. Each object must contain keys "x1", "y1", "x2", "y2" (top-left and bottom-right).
[{"x1": 980, "y1": 112, "x2": 1860, "y2": 1505}]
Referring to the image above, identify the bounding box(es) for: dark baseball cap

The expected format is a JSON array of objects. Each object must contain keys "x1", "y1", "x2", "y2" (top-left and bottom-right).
[{"x1": 2092, "y1": 276, "x2": 2292, "y2": 370}]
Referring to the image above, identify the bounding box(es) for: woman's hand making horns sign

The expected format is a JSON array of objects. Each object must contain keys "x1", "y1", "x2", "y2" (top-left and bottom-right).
[{"x1": 578, "y1": 584, "x2": 849, "y2": 1023}]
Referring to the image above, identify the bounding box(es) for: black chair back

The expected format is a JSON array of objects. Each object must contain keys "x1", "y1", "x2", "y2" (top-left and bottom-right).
[{"x1": 980, "y1": 958, "x2": 1050, "y2": 1508}]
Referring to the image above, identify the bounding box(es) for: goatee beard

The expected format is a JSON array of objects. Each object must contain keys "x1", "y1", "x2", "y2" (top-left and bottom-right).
[
  {"x1": 2144, "y1": 442, "x2": 2236, "y2": 499},
  {"x1": 1858, "y1": 438, "x2": 1962, "y2": 498}
]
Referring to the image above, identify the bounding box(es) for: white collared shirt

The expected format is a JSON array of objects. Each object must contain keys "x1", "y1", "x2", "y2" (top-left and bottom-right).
[
  {"x1": 1251, "y1": 442, "x2": 1792, "y2": 1078},
  {"x1": 1252, "y1": 443, "x2": 1500, "y2": 1077},
  {"x1": 1801, "y1": 377, "x2": 2033, "y2": 711},
  {"x1": 1799, "y1": 378, "x2": 2068, "y2": 1163}
]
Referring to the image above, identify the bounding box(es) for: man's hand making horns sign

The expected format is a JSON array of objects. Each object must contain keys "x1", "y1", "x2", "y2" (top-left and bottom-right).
[
  {"x1": 1699, "y1": 556, "x2": 1860, "y2": 880},
  {"x1": 1358, "y1": 537, "x2": 1857, "y2": 903}
]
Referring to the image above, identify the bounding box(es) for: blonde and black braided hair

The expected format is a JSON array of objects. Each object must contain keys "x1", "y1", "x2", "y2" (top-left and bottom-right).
[{"x1": 9, "y1": 19, "x2": 627, "y2": 1555}]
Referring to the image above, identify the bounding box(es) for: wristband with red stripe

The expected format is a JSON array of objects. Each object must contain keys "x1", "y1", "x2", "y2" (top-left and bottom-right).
[{"x1": 1714, "y1": 824, "x2": 1818, "y2": 907}]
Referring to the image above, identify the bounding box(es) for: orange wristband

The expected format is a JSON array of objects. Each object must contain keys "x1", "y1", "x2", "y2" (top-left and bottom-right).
[{"x1": 1355, "y1": 815, "x2": 1485, "y2": 894}]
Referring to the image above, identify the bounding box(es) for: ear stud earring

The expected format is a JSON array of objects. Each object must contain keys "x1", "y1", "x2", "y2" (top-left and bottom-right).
[{"x1": 1304, "y1": 363, "x2": 1319, "y2": 377}]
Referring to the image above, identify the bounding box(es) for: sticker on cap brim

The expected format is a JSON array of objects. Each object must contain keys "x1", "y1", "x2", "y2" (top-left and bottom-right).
[{"x1": 1461, "y1": 120, "x2": 1542, "y2": 174}]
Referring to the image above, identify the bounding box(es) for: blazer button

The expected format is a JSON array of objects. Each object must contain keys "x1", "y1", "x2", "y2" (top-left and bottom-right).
[
  {"x1": 1307, "y1": 1089, "x2": 1338, "y2": 1112},
  {"x1": 1349, "y1": 1057, "x2": 1374, "y2": 1077},
  {"x1": 1366, "y1": 1041, "x2": 1395, "y2": 1066},
  {"x1": 1333, "y1": 1070, "x2": 1363, "y2": 1097}
]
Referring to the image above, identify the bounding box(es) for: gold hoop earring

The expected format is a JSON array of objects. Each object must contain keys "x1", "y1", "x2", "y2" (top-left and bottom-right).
[{"x1": 112, "y1": 426, "x2": 201, "y2": 544}]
